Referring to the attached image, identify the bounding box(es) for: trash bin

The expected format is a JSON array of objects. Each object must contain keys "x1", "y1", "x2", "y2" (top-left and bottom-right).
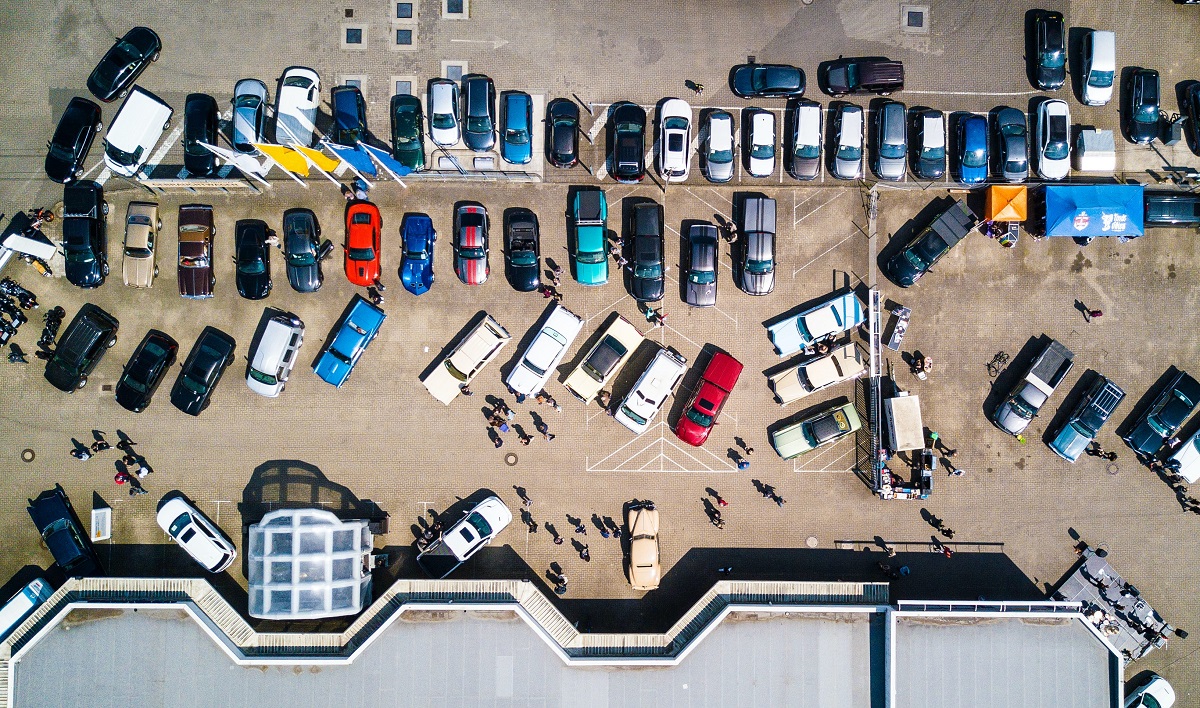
[{"x1": 1162, "y1": 115, "x2": 1185, "y2": 146}]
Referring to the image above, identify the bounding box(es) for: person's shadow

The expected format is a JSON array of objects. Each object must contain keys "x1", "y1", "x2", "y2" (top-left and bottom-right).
[{"x1": 1073, "y1": 299, "x2": 1090, "y2": 321}]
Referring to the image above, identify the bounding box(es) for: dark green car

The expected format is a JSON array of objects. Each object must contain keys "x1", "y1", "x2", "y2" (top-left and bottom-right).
[{"x1": 390, "y1": 94, "x2": 425, "y2": 171}]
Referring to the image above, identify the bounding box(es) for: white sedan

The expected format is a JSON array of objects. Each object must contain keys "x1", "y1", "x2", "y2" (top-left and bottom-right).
[
  {"x1": 1125, "y1": 674, "x2": 1174, "y2": 708},
  {"x1": 746, "y1": 109, "x2": 776, "y2": 178},
  {"x1": 769, "y1": 343, "x2": 866, "y2": 405},
  {"x1": 1036, "y1": 99, "x2": 1071, "y2": 181},
  {"x1": 275, "y1": 66, "x2": 320, "y2": 147},
  {"x1": 428, "y1": 79, "x2": 460, "y2": 147},
  {"x1": 156, "y1": 497, "x2": 237, "y2": 573},
  {"x1": 505, "y1": 303, "x2": 584, "y2": 396},
  {"x1": 658, "y1": 98, "x2": 692, "y2": 182}
]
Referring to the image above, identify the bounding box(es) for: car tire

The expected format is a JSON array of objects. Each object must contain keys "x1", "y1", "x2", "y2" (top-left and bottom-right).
[
  {"x1": 77, "y1": 375, "x2": 87, "y2": 389},
  {"x1": 119, "y1": 88, "x2": 129, "y2": 99},
  {"x1": 96, "y1": 121, "x2": 103, "y2": 131},
  {"x1": 880, "y1": 91, "x2": 892, "y2": 97},
  {"x1": 107, "y1": 336, "x2": 117, "y2": 348},
  {"x1": 163, "y1": 120, "x2": 171, "y2": 131},
  {"x1": 157, "y1": 220, "x2": 162, "y2": 230},
  {"x1": 74, "y1": 167, "x2": 84, "y2": 178},
  {"x1": 102, "y1": 201, "x2": 110, "y2": 216},
  {"x1": 151, "y1": 51, "x2": 160, "y2": 62},
  {"x1": 102, "y1": 263, "x2": 109, "y2": 276}
]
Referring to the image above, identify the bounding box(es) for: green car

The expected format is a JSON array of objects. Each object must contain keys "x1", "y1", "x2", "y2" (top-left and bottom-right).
[
  {"x1": 771, "y1": 401, "x2": 862, "y2": 459},
  {"x1": 390, "y1": 94, "x2": 425, "y2": 171},
  {"x1": 571, "y1": 189, "x2": 608, "y2": 286}
]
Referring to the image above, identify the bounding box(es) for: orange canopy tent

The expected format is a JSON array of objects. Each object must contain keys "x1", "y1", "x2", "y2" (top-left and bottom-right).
[{"x1": 985, "y1": 184, "x2": 1027, "y2": 222}]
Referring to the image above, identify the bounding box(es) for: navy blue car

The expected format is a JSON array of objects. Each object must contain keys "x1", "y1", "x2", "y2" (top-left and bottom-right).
[
  {"x1": 1123, "y1": 371, "x2": 1200, "y2": 457},
  {"x1": 400, "y1": 214, "x2": 436, "y2": 296},
  {"x1": 330, "y1": 85, "x2": 368, "y2": 146}
]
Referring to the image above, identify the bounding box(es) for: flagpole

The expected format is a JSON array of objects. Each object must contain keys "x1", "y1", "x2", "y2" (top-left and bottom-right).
[{"x1": 358, "y1": 142, "x2": 408, "y2": 189}]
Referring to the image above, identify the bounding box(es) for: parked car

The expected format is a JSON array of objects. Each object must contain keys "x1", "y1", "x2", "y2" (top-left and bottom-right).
[
  {"x1": 499, "y1": 91, "x2": 533, "y2": 164},
  {"x1": 177, "y1": 204, "x2": 215, "y2": 298},
  {"x1": 344, "y1": 201, "x2": 382, "y2": 287},
  {"x1": 427, "y1": 79, "x2": 461, "y2": 147},
  {"x1": 658, "y1": 99, "x2": 692, "y2": 182},
  {"x1": 45, "y1": 97, "x2": 102, "y2": 183},
  {"x1": 1123, "y1": 370, "x2": 1200, "y2": 456},
  {"x1": 546, "y1": 98, "x2": 580, "y2": 168},
  {"x1": 421, "y1": 314, "x2": 511, "y2": 405},
  {"x1": 625, "y1": 501, "x2": 661, "y2": 590},
  {"x1": 994, "y1": 107, "x2": 1029, "y2": 182},
  {"x1": 28, "y1": 485, "x2": 102, "y2": 577},
  {"x1": 170, "y1": 326, "x2": 236, "y2": 415},
  {"x1": 823, "y1": 57, "x2": 904, "y2": 96},
  {"x1": 61, "y1": 181, "x2": 109, "y2": 289},
  {"x1": 767, "y1": 290, "x2": 865, "y2": 357},
  {"x1": 831, "y1": 103, "x2": 864, "y2": 180},
  {"x1": 1126, "y1": 69, "x2": 1161, "y2": 145},
  {"x1": 1048, "y1": 376, "x2": 1126, "y2": 462},
  {"x1": 156, "y1": 497, "x2": 237, "y2": 573},
  {"x1": 274, "y1": 66, "x2": 320, "y2": 147},
  {"x1": 505, "y1": 303, "x2": 585, "y2": 396},
  {"x1": 453, "y1": 204, "x2": 490, "y2": 285},
  {"x1": 400, "y1": 213, "x2": 437, "y2": 295},
  {"x1": 562, "y1": 315, "x2": 644, "y2": 404},
  {"x1": 872, "y1": 100, "x2": 907, "y2": 181},
  {"x1": 614, "y1": 346, "x2": 688, "y2": 435},
  {"x1": 1080, "y1": 30, "x2": 1116, "y2": 106},
  {"x1": 282, "y1": 208, "x2": 325, "y2": 293},
  {"x1": 685, "y1": 223, "x2": 719, "y2": 307},
  {"x1": 313, "y1": 295, "x2": 387, "y2": 388},
  {"x1": 461, "y1": 74, "x2": 497, "y2": 151},
  {"x1": 746, "y1": 108, "x2": 776, "y2": 178},
  {"x1": 738, "y1": 195, "x2": 776, "y2": 296},
  {"x1": 787, "y1": 100, "x2": 822, "y2": 180},
  {"x1": 1168, "y1": 429, "x2": 1200, "y2": 483},
  {"x1": 86, "y1": 26, "x2": 161, "y2": 102},
  {"x1": 389, "y1": 94, "x2": 425, "y2": 171},
  {"x1": 503, "y1": 208, "x2": 539, "y2": 292},
  {"x1": 1124, "y1": 674, "x2": 1175, "y2": 708},
  {"x1": 991, "y1": 338, "x2": 1076, "y2": 437},
  {"x1": 183, "y1": 93, "x2": 219, "y2": 176},
  {"x1": 882, "y1": 199, "x2": 978, "y2": 287},
  {"x1": 1144, "y1": 190, "x2": 1200, "y2": 227},
  {"x1": 0, "y1": 579, "x2": 54, "y2": 642},
  {"x1": 772, "y1": 401, "x2": 862, "y2": 459},
  {"x1": 571, "y1": 189, "x2": 608, "y2": 286},
  {"x1": 122, "y1": 201, "x2": 160, "y2": 288},
  {"x1": 330, "y1": 84, "x2": 368, "y2": 146},
  {"x1": 234, "y1": 219, "x2": 272, "y2": 300},
  {"x1": 611, "y1": 101, "x2": 648, "y2": 183},
  {"x1": 628, "y1": 202, "x2": 665, "y2": 302},
  {"x1": 1032, "y1": 11, "x2": 1067, "y2": 91},
  {"x1": 730, "y1": 63, "x2": 805, "y2": 98},
  {"x1": 769, "y1": 343, "x2": 867, "y2": 406},
  {"x1": 703, "y1": 109, "x2": 735, "y2": 183},
  {"x1": 43, "y1": 304, "x2": 118, "y2": 393},
  {"x1": 246, "y1": 312, "x2": 304, "y2": 397},
  {"x1": 231, "y1": 79, "x2": 268, "y2": 154},
  {"x1": 1036, "y1": 99, "x2": 1071, "y2": 180},
  {"x1": 675, "y1": 352, "x2": 744, "y2": 446},
  {"x1": 956, "y1": 114, "x2": 988, "y2": 184},
  {"x1": 101, "y1": 86, "x2": 172, "y2": 178},
  {"x1": 114, "y1": 329, "x2": 178, "y2": 413},
  {"x1": 912, "y1": 108, "x2": 946, "y2": 180},
  {"x1": 416, "y1": 497, "x2": 512, "y2": 579}
]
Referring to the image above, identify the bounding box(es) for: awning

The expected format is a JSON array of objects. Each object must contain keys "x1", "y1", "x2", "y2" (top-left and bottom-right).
[
  {"x1": 1044, "y1": 184, "x2": 1145, "y2": 238},
  {"x1": 985, "y1": 185, "x2": 1027, "y2": 222}
]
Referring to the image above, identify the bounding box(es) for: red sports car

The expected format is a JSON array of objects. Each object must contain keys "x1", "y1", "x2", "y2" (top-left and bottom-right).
[
  {"x1": 675, "y1": 351, "x2": 744, "y2": 446},
  {"x1": 345, "y1": 201, "x2": 382, "y2": 287}
]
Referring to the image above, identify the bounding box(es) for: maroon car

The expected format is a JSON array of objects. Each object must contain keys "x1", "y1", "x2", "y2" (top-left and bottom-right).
[{"x1": 178, "y1": 204, "x2": 215, "y2": 298}]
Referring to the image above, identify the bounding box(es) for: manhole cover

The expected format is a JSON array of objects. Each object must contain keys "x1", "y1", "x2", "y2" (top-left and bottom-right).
[
  {"x1": 806, "y1": 536, "x2": 818, "y2": 548},
  {"x1": 21, "y1": 449, "x2": 35, "y2": 463},
  {"x1": 1106, "y1": 462, "x2": 1119, "y2": 475},
  {"x1": 504, "y1": 453, "x2": 518, "y2": 467}
]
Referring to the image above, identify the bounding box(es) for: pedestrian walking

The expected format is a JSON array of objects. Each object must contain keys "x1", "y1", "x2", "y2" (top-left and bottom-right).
[
  {"x1": 354, "y1": 179, "x2": 370, "y2": 201},
  {"x1": 70, "y1": 447, "x2": 92, "y2": 461},
  {"x1": 1085, "y1": 309, "x2": 1103, "y2": 322},
  {"x1": 121, "y1": 453, "x2": 138, "y2": 467},
  {"x1": 551, "y1": 273, "x2": 561, "y2": 288},
  {"x1": 599, "y1": 526, "x2": 610, "y2": 539},
  {"x1": 552, "y1": 290, "x2": 563, "y2": 303},
  {"x1": 519, "y1": 433, "x2": 532, "y2": 445},
  {"x1": 580, "y1": 544, "x2": 591, "y2": 562},
  {"x1": 494, "y1": 436, "x2": 504, "y2": 448},
  {"x1": 737, "y1": 458, "x2": 750, "y2": 470},
  {"x1": 136, "y1": 460, "x2": 151, "y2": 478},
  {"x1": 264, "y1": 231, "x2": 280, "y2": 248},
  {"x1": 367, "y1": 286, "x2": 384, "y2": 306},
  {"x1": 574, "y1": 521, "x2": 586, "y2": 535},
  {"x1": 551, "y1": 263, "x2": 563, "y2": 278},
  {"x1": 515, "y1": 392, "x2": 527, "y2": 404},
  {"x1": 547, "y1": 394, "x2": 562, "y2": 412},
  {"x1": 949, "y1": 467, "x2": 965, "y2": 477},
  {"x1": 743, "y1": 446, "x2": 753, "y2": 457},
  {"x1": 1103, "y1": 451, "x2": 1117, "y2": 462},
  {"x1": 886, "y1": 545, "x2": 897, "y2": 558},
  {"x1": 542, "y1": 430, "x2": 555, "y2": 442},
  {"x1": 941, "y1": 527, "x2": 956, "y2": 539},
  {"x1": 597, "y1": 390, "x2": 611, "y2": 408},
  {"x1": 459, "y1": 383, "x2": 474, "y2": 397},
  {"x1": 91, "y1": 440, "x2": 110, "y2": 453},
  {"x1": 372, "y1": 276, "x2": 386, "y2": 292},
  {"x1": 942, "y1": 546, "x2": 955, "y2": 559},
  {"x1": 341, "y1": 184, "x2": 354, "y2": 201},
  {"x1": 114, "y1": 471, "x2": 131, "y2": 486},
  {"x1": 540, "y1": 284, "x2": 554, "y2": 299},
  {"x1": 693, "y1": 82, "x2": 705, "y2": 96},
  {"x1": 535, "y1": 392, "x2": 548, "y2": 406},
  {"x1": 554, "y1": 535, "x2": 564, "y2": 545},
  {"x1": 710, "y1": 511, "x2": 725, "y2": 529},
  {"x1": 8, "y1": 343, "x2": 27, "y2": 363},
  {"x1": 773, "y1": 494, "x2": 786, "y2": 507},
  {"x1": 715, "y1": 494, "x2": 728, "y2": 507}
]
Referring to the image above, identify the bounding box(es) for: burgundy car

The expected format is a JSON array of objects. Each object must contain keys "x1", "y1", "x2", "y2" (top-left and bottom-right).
[
  {"x1": 177, "y1": 204, "x2": 215, "y2": 298},
  {"x1": 674, "y1": 351, "x2": 744, "y2": 446}
]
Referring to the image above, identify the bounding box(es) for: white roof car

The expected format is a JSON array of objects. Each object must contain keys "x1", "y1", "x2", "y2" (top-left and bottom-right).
[
  {"x1": 832, "y1": 104, "x2": 863, "y2": 180},
  {"x1": 1168, "y1": 428, "x2": 1200, "y2": 484},
  {"x1": 1081, "y1": 30, "x2": 1116, "y2": 107},
  {"x1": 428, "y1": 79, "x2": 460, "y2": 147},
  {"x1": 563, "y1": 315, "x2": 644, "y2": 404},
  {"x1": 275, "y1": 66, "x2": 320, "y2": 146},
  {"x1": 507, "y1": 304, "x2": 585, "y2": 395},
  {"x1": 102, "y1": 86, "x2": 173, "y2": 177},
  {"x1": 703, "y1": 110, "x2": 735, "y2": 183},
  {"x1": 440, "y1": 496, "x2": 512, "y2": 561},
  {"x1": 615, "y1": 347, "x2": 688, "y2": 435},
  {"x1": 422, "y1": 314, "x2": 511, "y2": 405},
  {"x1": 769, "y1": 343, "x2": 866, "y2": 405},
  {"x1": 1125, "y1": 674, "x2": 1175, "y2": 708},
  {"x1": 746, "y1": 109, "x2": 776, "y2": 178},
  {"x1": 156, "y1": 496, "x2": 237, "y2": 573},
  {"x1": 1036, "y1": 99, "x2": 1071, "y2": 181},
  {"x1": 247, "y1": 313, "x2": 305, "y2": 397},
  {"x1": 658, "y1": 98, "x2": 692, "y2": 182}
]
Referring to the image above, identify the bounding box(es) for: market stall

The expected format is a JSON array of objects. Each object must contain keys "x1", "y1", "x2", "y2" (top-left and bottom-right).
[{"x1": 1043, "y1": 184, "x2": 1145, "y2": 241}]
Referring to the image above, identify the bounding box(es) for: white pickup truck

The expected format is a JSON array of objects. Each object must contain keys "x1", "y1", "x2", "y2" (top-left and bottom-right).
[{"x1": 992, "y1": 338, "x2": 1074, "y2": 436}]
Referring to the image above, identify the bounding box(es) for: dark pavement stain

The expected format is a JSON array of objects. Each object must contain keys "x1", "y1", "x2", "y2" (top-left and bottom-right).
[
  {"x1": 1168, "y1": 264, "x2": 1177, "y2": 279},
  {"x1": 1070, "y1": 253, "x2": 1092, "y2": 273},
  {"x1": 637, "y1": 37, "x2": 664, "y2": 65},
  {"x1": 1014, "y1": 457, "x2": 1026, "y2": 470}
]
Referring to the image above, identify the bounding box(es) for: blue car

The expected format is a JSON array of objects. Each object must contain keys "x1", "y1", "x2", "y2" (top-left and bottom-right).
[
  {"x1": 400, "y1": 214, "x2": 436, "y2": 295},
  {"x1": 500, "y1": 91, "x2": 533, "y2": 165},
  {"x1": 956, "y1": 115, "x2": 988, "y2": 184},
  {"x1": 313, "y1": 295, "x2": 386, "y2": 387}
]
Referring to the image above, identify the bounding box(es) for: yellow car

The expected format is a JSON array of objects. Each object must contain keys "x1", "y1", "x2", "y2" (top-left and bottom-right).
[{"x1": 626, "y1": 502, "x2": 661, "y2": 591}]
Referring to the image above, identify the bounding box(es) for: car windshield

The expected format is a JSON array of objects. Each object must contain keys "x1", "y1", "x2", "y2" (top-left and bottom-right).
[
  {"x1": 405, "y1": 246, "x2": 428, "y2": 260},
  {"x1": 288, "y1": 251, "x2": 315, "y2": 267},
  {"x1": 432, "y1": 112, "x2": 456, "y2": 129},
  {"x1": 1088, "y1": 70, "x2": 1114, "y2": 89},
  {"x1": 634, "y1": 261, "x2": 662, "y2": 278},
  {"x1": 619, "y1": 405, "x2": 648, "y2": 426},
  {"x1": 664, "y1": 117, "x2": 688, "y2": 131},
  {"x1": 104, "y1": 140, "x2": 140, "y2": 166},
  {"x1": 467, "y1": 116, "x2": 490, "y2": 133},
  {"x1": 238, "y1": 257, "x2": 265, "y2": 274},
  {"x1": 181, "y1": 374, "x2": 208, "y2": 395},
  {"x1": 962, "y1": 146, "x2": 986, "y2": 168},
  {"x1": 910, "y1": 231, "x2": 950, "y2": 267},
  {"x1": 746, "y1": 258, "x2": 773, "y2": 275},
  {"x1": 1042, "y1": 49, "x2": 1066, "y2": 69},
  {"x1": 689, "y1": 268, "x2": 716, "y2": 285},
  {"x1": 1135, "y1": 102, "x2": 1159, "y2": 124},
  {"x1": 685, "y1": 406, "x2": 715, "y2": 428},
  {"x1": 837, "y1": 143, "x2": 861, "y2": 161},
  {"x1": 121, "y1": 377, "x2": 147, "y2": 392},
  {"x1": 459, "y1": 247, "x2": 485, "y2": 259},
  {"x1": 511, "y1": 250, "x2": 536, "y2": 266},
  {"x1": 795, "y1": 143, "x2": 820, "y2": 159},
  {"x1": 65, "y1": 245, "x2": 94, "y2": 263},
  {"x1": 709, "y1": 147, "x2": 733, "y2": 163},
  {"x1": 576, "y1": 248, "x2": 606, "y2": 264},
  {"x1": 617, "y1": 122, "x2": 641, "y2": 135},
  {"x1": 249, "y1": 368, "x2": 277, "y2": 386},
  {"x1": 283, "y1": 76, "x2": 312, "y2": 89},
  {"x1": 751, "y1": 142, "x2": 774, "y2": 159},
  {"x1": 348, "y1": 247, "x2": 376, "y2": 261},
  {"x1": 466, "y1": 512, "x2": 493, "y2": 538},
  {"x1": 505, "y1": 128, "x2": 528, "y2": 145},
  {"x1": 880, "y1": 142, "x2": 906, "y2": 159},
  {"x1": 167, "y1": 512, "x2": 192, "y2": 538},
  {"x1": 921, "y1": 145, "x2": 945, "y2": 161},
  {"x1": 125, "y1": 247, "x2": 152, "y2": 258},
  {"x1": 49, "y1": 143, "x2": 75, "y2": 161}
]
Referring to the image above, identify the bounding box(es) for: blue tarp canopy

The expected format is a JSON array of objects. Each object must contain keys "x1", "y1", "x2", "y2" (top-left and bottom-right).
[{"x1": 1044, "y1": 184, "x2": 1144, "y2": 238}]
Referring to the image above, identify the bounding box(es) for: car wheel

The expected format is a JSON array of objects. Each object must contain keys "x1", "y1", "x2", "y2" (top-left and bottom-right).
[
  {"x1": 153, "y1": 266, "x2": 159, "y2": 276},
  {"x1": 107, "y1": 336, "x2": 117, "y2": 348},
  {"x1": 102, "y1": 201, "x2": 110, "y2": 216},
  {"x1": 102, "y1": 263, "x2": 110, "y2": 276},
  {"x1": 77, "y1": 375, "x2": 88, "y2": 389},
  {"x1": 157, "y1": 220, "x2": 163, "y2": 230},
  {"x1": 162, "y1": 120, "x2": 171, "y2": 131},
  {"x1": 74, "y1": 167, "x2": 84, "y2": 178},
  {"x1": 119, "y1": 88, "x2": 129, "y2": 99},
  {"x1": 150, "y1": 51, "x2": 160, "y2": 62},
  {"x1": 880, "y1": 91, "x2": 892, "y2": 96}
]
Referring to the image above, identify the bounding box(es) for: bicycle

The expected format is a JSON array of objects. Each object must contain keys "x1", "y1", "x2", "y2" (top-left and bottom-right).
[{"x1": 986, "y1": 351, "x2": 1009, "y2": 378}]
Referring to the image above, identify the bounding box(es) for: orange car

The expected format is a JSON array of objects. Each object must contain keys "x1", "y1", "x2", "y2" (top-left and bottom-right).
[{"x1": 344, "y1": 201, "x2": 382, "y2": 286}]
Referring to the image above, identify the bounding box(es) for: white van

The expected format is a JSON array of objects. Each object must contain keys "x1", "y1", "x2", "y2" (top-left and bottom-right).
[
  {"x1": 246, "y1": 313, "x2": 305, "y2": 397},
  {"x1": 0, "y1": 578, "x2": 53, "y2": 641},
  {"x1": 614, "y1": 346, "x2": 688, "y2": 435},
  {"x1": 103, "y1": 86, "x2": 174, "y2": 177},
  {"x1": 422, "y1": 314, "x2": 511, "y2": 405},
  {"x1": 1081, "y1": 31, "x2": 1116, "y2": 106}
]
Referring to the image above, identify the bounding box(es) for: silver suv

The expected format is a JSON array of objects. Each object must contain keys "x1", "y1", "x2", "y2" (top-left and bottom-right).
[
  {"x1": 872, "y1": 100, "x2": 907, "y2": 181},
  {"x1": 246, "y1": 312, "x2": 304, "y2": 397}
]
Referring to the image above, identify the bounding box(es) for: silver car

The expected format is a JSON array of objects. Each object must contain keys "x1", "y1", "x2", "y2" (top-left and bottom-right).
[
  {"x1": 871, "y1": 100, "x2": 907, "y2": 181},
  {"x1": 685, "y1": 224, "x2": 718, "y2": 307},
  {"x1": 994, "y1": 107, "x2": 1029, "y2": 182},
  {"x1": 231, "y1": 78, "x2": 268, "y2": 154},
  {"x1": 703, "y1": 110, "x2": 735, "y2": 183},
  {"x1": 832, "y1": 103, "x2": 863, "y2": 180}
]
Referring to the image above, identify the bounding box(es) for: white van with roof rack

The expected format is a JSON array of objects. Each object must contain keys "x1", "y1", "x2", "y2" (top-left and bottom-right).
[
  {"x1": 614, "y1": 346, "x2": 688, "y2": 435},
  {"x1": 102, "y1": 86, "x2": 173, "y2": 177}
]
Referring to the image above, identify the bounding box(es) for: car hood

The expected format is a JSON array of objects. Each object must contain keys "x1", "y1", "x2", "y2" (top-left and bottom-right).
[
  {"x1": 178, "y1": 263, "x2": 213, "y2": 298},
  {"x1": 507, "y1": 262, "x2": 539, "y2": 292},
  {"x1": 170, "y1": 378, "x2": 208, "y2": 415},
  {"x1": 65, "y1": 258, "x2": 105, "y2": 288},
  {"x1": 993, "y1": 401, "x2": 1031, "y2": 435},
  {"x1": 575, "y1": 260, "x2": 608, "y2": 286},
  {"x1": 455, "y1": 255, "x2": 488, "y2": 285},
  {"x1": 790, "y1": 156, "x2": 820, "y2": 180},
  {"x1": 286, "y1": 261, "x2": 321, "y2": 293},
  {"x1": 1049, "y1": 422, "x2": 1091, "y2": 462},
  {"x1": 707, "y1": 158, "x2": 734, "y2": 182},
  {"x1": 631, "y1": 275, "x2": 664, "y2": 302},
  {"x1": 114, "y1": 381, "x2": 151, "y2": 412},
  {"x1": 346, "y1": 257, "x2": 380, "y2": 287},
  {"x1": 876, "y1": 155, "x2": 905, "y2": 180},
  {"x1": 1125, "y1": 420, "x2": 1165, "y2": 456},
  {"x1": 1037, "y1": 65, "x2": 1066, "y2": 89},
  {"x1": 686, "y1": 280, "x2": 716, "y2": 306},
  {"x1": 237, "y1": 270, "x2": 271, "y2": 299},
  {"x1": 883, "y1": 251, "x2": 922, "y2": 287},
  {"x1": 402, "y1": 256, "x2": 434, "y2": 295},
  {"x1": 45, "y1": 152, "x2": 75, "y2": 183},
  {"x1": 741, "y1": 269, "x2": 774, "y2": 296},
  {"x1": 123, "y1": 254, "x2": 154, "y2": 287}
]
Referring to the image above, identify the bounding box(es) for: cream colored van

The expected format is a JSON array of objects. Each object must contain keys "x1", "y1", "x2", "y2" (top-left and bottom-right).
[{"x1": 1081, "y1": 31, "x2": 1116, "y2": 106}]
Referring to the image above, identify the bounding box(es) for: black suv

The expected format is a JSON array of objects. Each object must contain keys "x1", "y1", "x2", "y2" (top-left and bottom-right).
[
  {"x1": 627, "y1": 202, "x2": 665, "y2": 302},
  {"x1": 1032, "y1": 11, "x2": 1067, "y2": 91},
  {"x1": 61, "y1": 181, "x2": 109, "y2": 289},
  {"x1": 44, "y1": 303, "x2": 119, "y2": 392},
  {"x1": 823, "y1": 57, "x2": 904, "y2": 96},
  {"x1": 183, "y1": 93, "x2": 219, "y2": 176},
  {"x1": 28, "y1": 484, "x2": 102, "y2": 577},
  {"x1": 115, "y1": 329, "x2": 179, "y2": 413},
  {"x1": 45, "y1": 97, "x2": 103, "y2": 183},
  {"x1": 170, "y1": 326, "x2": 236, "y2": 416},
  {"x1": 611, "y1": 102, "x2": 647, "y2": 183},
  {"x1": 546, "y1": 98, "x2": 580, "y2": 168},
  {"x1": 461, "y1": 74, "x2": 497, "y2": 152}
]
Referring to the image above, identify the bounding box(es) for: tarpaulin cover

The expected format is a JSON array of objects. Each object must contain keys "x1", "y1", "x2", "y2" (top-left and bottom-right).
[
  {"x1": 1044, "y1": 184, "x2": 1144, "y2": 237},
  {"x1": 985, "y1": 184, "x2": 1027, "y2": 222}
]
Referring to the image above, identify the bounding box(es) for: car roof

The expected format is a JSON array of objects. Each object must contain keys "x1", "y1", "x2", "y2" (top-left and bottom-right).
[{"x1": 796, "y1": 103, "x2": 821, "y2": 142}]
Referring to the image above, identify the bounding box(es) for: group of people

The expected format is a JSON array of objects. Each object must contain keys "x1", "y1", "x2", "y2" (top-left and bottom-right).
[
  {"x1": 483, "y1": 392, "x2": 561, "y2": 448},
  {"x1": 70, "y1": 431, "x2": 152, "y2": 496}
]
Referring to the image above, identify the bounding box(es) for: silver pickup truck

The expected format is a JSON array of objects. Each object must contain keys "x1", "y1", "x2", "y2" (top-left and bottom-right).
[{"x1": 992, "y1": 338, "x2": 1074, "y2": 436}]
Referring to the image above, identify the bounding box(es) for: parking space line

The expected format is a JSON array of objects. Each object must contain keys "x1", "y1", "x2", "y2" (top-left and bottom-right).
[
  {"x1": 791, "y1": 230, "x2": 859, "y2": 278},
  {"x1": 792, "y1": 191, "x2": 844, "y2": 226},
  {"x1": 904, "y1": 89, "x2": 1039, "y2": 96},
  {"x1": 683, "y1": 186, "x2": 733, "y2": 213},
  {"x1": 586, "y1": 421, "x2": 737, "y2": 473},
  {"x1": 141, "y1": 124, "x2": 185, "y2": 179},
  {"x1": 587, "y1": 293, "x2": 631, "y2": 324}
]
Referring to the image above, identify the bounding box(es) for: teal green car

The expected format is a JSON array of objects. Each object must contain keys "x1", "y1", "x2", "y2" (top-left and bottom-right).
[
  {"x1": 572, "y1": 189, "x2": 608, "y2": 286},
  {"x1": 389, "y1": 94, "x2": 425, "y2": 171}
]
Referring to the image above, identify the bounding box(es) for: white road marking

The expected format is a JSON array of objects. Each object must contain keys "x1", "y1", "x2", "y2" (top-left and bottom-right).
[
  {"x1": 793, "y1": 191, "x2": 844, "y2": 226},
  {"x1": 139, "y1": 124, "x2": 185, "y2": 179},
  {"x1": 792, "y1": 230, "x2": 860, "y2": 277},
  {"x1": 904, "y1": 89, "x2": 1040, "y2": 96}
]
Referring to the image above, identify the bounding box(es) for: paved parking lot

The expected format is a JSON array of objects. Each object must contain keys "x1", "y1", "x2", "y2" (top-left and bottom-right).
[{"x1": 2, "y1": 0, "x2": 1200, "y2": 699}]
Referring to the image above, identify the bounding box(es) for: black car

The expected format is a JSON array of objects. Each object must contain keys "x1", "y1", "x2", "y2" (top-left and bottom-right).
[
  {"x1": 183, "y1": 93, "x2": 219, "y2": 176},
  {"x1": 170, "y1": 326, "x2": 236, "y2": 416},
  {"x1": 546, "y1": 98, "x2": 580, "y2": 168},
  {"x1": 389, "y1": 94, "x2": 425, "y2": 171},
  {"x1": 45, "y1": 97, "x2": 102, "y2": 183},
  {"x1": 461, "y1": 74, "x2": 496, "y2": 152},
  {"x1": 882, "y1": 199, "x2": 977, "y2": 287},
  {"x1": 503, "y1": 208, "x2": 540, "y2": 292},
  {"x1": 627, "y1": 202, "x2": 665, "y2": 302},
  {"x1": 234, "y1": 219, "x2": 272, "y2": 300},
  {"x1": 115, "y1": 329, "x2": 178, "y2": 413},
  {"x1": 61, "y1": 181, "x2": 109, "y2": 289},
  {"x1": 1032, "y1": 11, "x2": 1066, "y2": 91},
  {"x1": 1144, "y1": 190, "x2": 1200, "y2": 227},
  {"x1": 283, "y1": 208, "x2": 326, "y2": 292},
  {"x1": 1126, "y1": 69, "x2": 1161, "y2": 145},
  {"x1": 86, "y1": 26, "x2": 161, "y2": 102},
  {"x1": 823, "y1": 57, "x2": 904, "y2": 96},
  {"x1": 730, "y1": 63, "x2": 805, "y2": 98},
  {"x1": 610, "y1": 101, "x2": 647, "y2": 183},
  {"x1": 330, "y1": 85, "x2": 368, "y2": 146},
  {"x1": 28, "y1": 485, "x2": 102, "y2": 577},
  {"x1": 1186, "y1": 83, "x2": 1200, "y2": 155},
  {"x1": 44, "y1": 303, "x2": 119, "y2": 393},
  {"x1": 1123, "y1": 371, "x2": 1200, "y2": 457}
]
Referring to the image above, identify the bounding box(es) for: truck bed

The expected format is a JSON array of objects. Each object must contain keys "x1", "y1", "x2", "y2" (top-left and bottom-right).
[
  {"x1": 1027, "y1": 339, "x2": 1074, "y2": 394},
  {"x1": 415, "y1": 538, "x2": 463, "y2": 579}
]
